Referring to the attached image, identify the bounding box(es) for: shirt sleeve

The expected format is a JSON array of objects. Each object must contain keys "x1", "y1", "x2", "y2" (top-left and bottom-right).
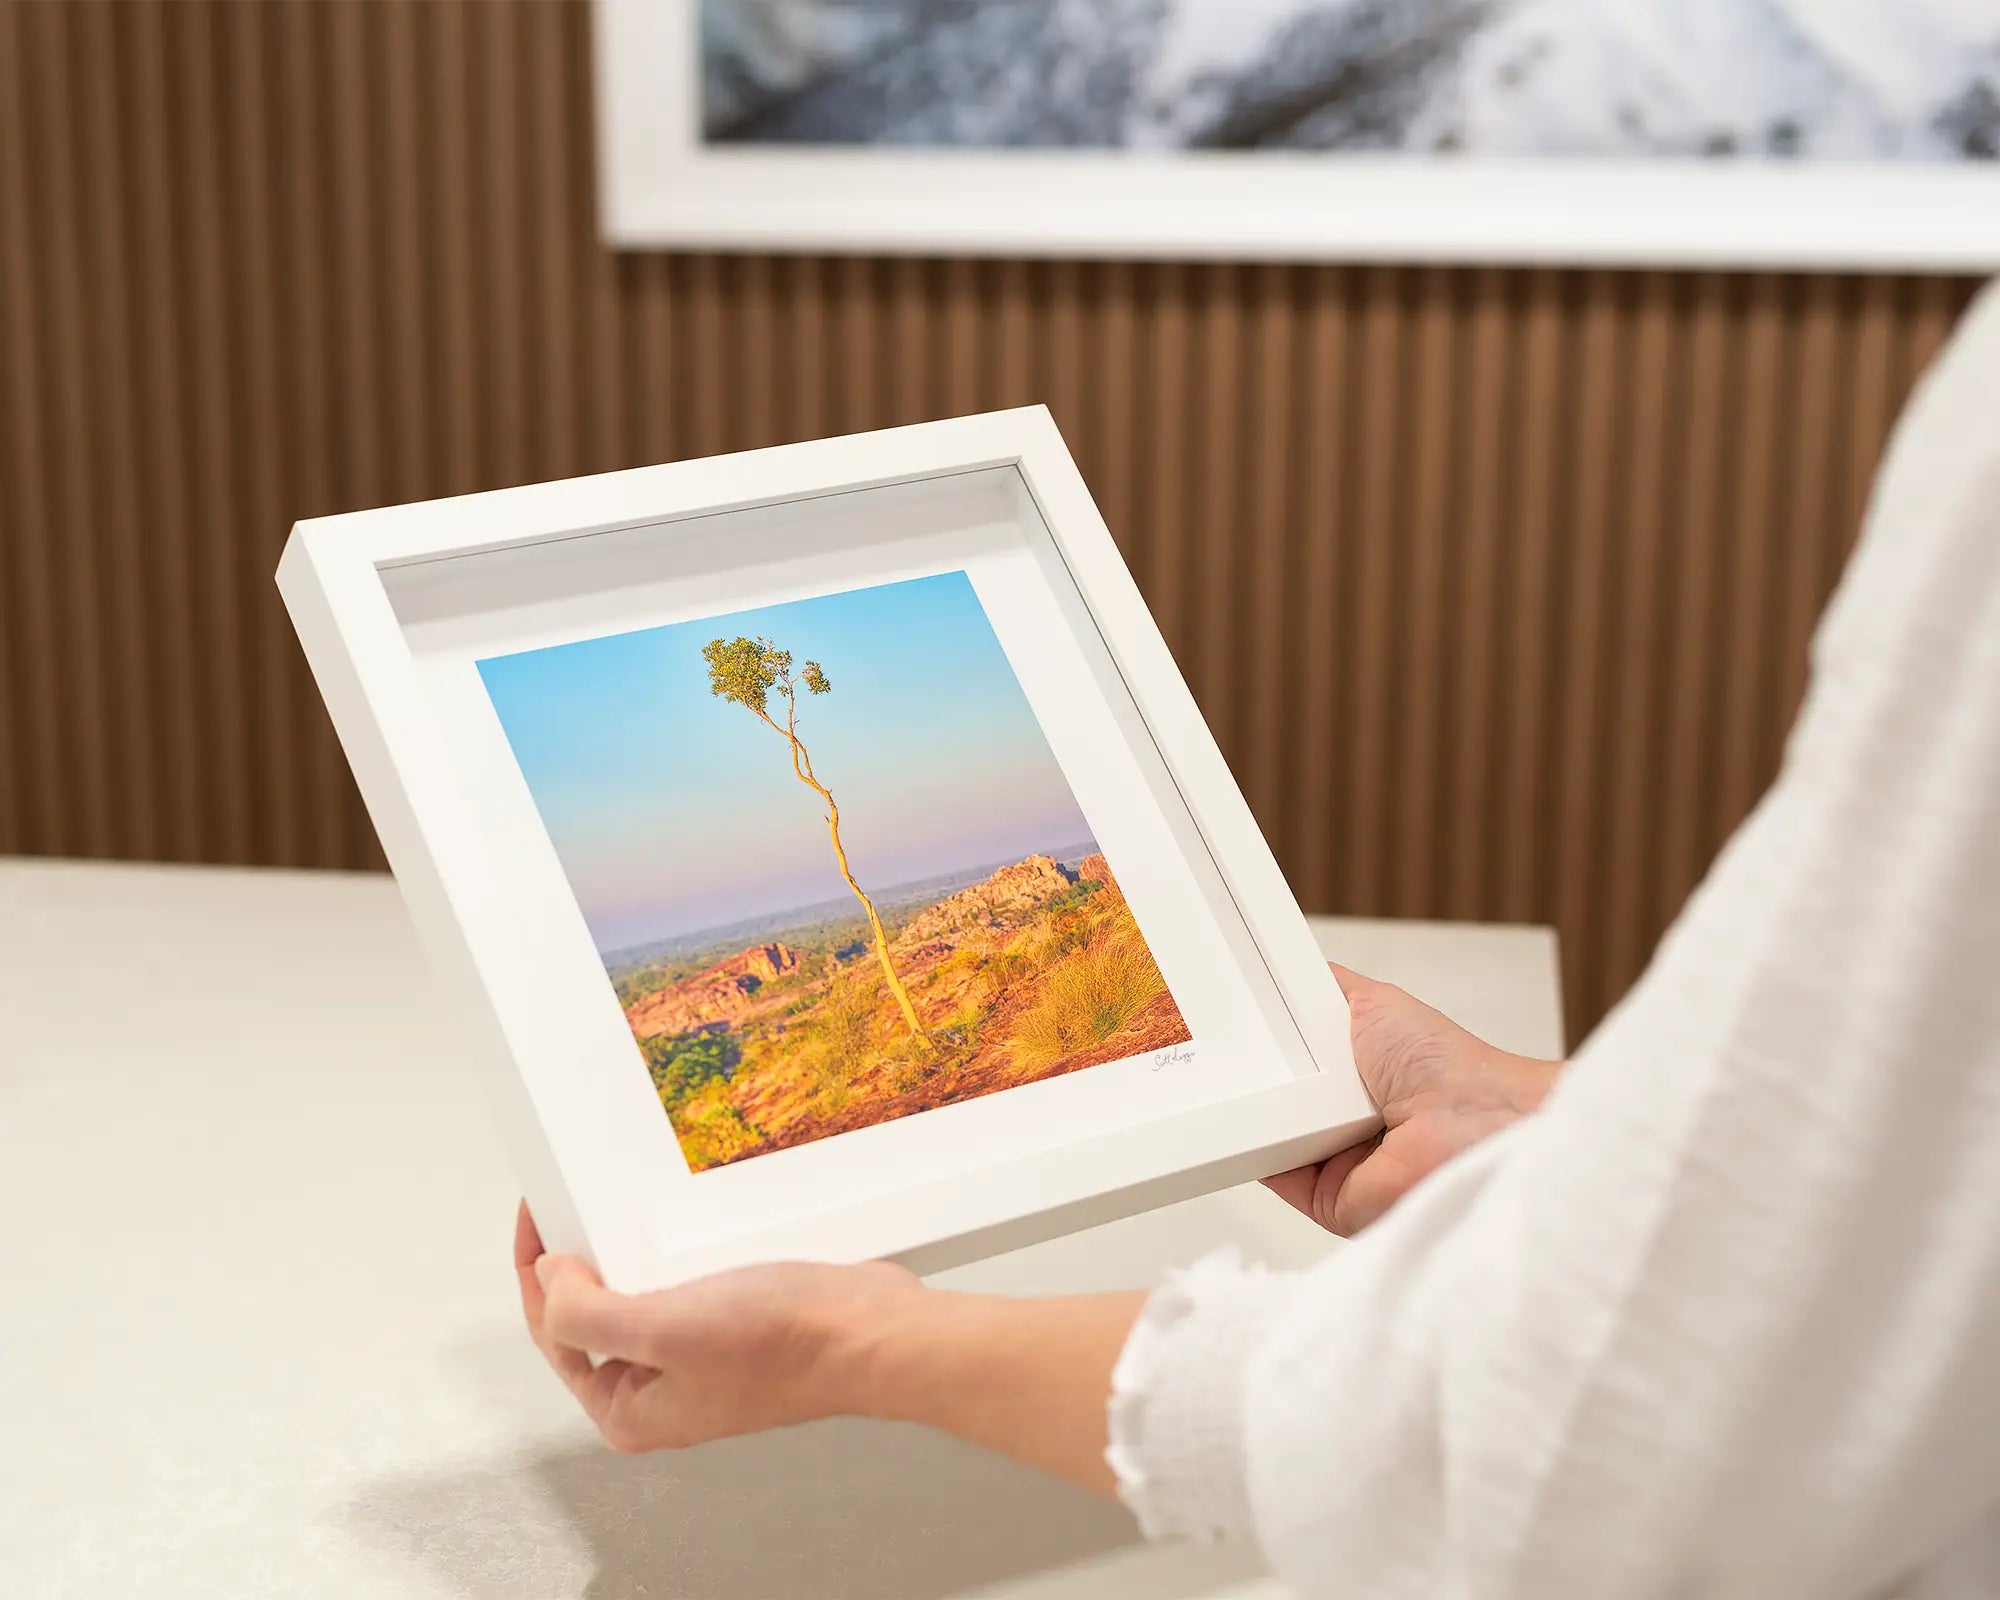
[{"x1": 1108, "y1": 278, "x2": 2000, "y2": 1600}]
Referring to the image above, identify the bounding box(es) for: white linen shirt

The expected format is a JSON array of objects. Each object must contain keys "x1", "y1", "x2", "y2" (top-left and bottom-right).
[{"x1": 1108, "y1": 278, "x2": 2000, "y2": 1600}]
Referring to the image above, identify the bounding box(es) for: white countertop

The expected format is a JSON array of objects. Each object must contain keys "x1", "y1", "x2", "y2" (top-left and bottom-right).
[{"x1": 0, "y1": 859, "x2": 1562, "y2": 1599}]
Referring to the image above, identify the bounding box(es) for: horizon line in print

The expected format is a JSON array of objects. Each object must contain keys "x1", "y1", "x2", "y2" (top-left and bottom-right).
[{"x1": 599, "y1": 837, "x2": 1104, "y2": 968}]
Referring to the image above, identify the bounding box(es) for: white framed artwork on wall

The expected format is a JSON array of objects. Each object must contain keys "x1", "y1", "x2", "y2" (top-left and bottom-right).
[{"x1": 594, "y1": 0, "x2": 2000, "y2": 271}]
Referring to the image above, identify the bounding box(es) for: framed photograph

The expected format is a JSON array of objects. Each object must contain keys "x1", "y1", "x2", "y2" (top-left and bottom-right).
[
  {"x1": 594, "y1": 0, "x2": 2000, "y2": 271},
  {"x1": 278, "y1": 408, "x2": 1373, "y2": 1291}
]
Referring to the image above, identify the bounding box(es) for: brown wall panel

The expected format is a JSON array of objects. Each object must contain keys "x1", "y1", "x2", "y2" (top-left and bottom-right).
[{"x1": 0, "y1": 0, "x2": 1981, "y2": 1042}]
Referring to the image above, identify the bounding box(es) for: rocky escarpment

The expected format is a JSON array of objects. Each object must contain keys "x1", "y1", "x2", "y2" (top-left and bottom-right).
[
  {"x1": 893, "y1": 854, "x2": 1076, "y2": 947},
  {"x1": 625, "y1": 941, "x2": 799, "y2": 1039},
  {"x1": 623, "y1": 851, "x2": 1123, "y2": 1042}
]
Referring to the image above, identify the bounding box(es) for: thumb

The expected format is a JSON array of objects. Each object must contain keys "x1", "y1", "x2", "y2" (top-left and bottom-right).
[
  {"x1": 1263, "y1": 1134, "x2": 1378, "y2": 1236},
  {"x1": 1326, "y1": 962, "x2": 1383, "y2": 1001},
  {"x1": 536, "y1": 1255, "x2": 655, "y2": 1362}
]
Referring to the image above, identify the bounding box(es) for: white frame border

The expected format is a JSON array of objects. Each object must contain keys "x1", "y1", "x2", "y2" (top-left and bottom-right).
[
  {"x1": 593, "y1": 0, "x2": 2000, "y2": 273},
  {"x1": 278, "y1": 408, "x2": 1376, "y2": 1291}
]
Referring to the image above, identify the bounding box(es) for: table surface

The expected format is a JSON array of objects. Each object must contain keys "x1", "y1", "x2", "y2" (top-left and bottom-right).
[{"x1": 0, "y1": 858, "x2": 1562, "y2": 1600}]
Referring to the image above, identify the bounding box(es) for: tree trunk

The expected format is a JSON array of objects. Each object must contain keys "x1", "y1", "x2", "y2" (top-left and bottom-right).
[
  {"x1": 772, "y1": 713, "x2": 929, "y2": 1047},
  {"x1": 821, "y1": 793, "x2": 929, "y2": 1047}
]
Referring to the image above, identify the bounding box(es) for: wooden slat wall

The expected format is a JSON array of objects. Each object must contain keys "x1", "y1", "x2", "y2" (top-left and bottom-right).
[{"x1": 0, "y1": 0, "x2": 1980, "y2": 1040}]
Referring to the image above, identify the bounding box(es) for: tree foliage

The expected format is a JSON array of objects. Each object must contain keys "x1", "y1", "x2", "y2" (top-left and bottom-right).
[{"x1": 701, "y1": 635, "x2": 830, "y2": 721}]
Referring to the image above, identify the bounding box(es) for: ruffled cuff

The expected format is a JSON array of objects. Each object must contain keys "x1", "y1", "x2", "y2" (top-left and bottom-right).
[{"x1": 1105, "y1": 1247, "x2": 1300, "y2": 1542}]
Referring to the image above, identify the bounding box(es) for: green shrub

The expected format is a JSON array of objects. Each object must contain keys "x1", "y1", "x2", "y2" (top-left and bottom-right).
[
  {"x1": 642, "y1": 1029, "x2": 739, "y2": 1111},
  {"x1": 1010, "y1": 937, "x2": 1167, "y2": 1068},
  {"x1": 672, "y1": 1081, "x2": 759, "y2": 1169},
  {"x1": 1042, "y1": 879, "x2": 1102, "y2": 916}
]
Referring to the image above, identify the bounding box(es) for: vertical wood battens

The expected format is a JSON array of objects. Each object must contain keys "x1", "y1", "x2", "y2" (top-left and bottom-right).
[
  {"x1": 1547, "y1": 273, "x2": 1622, "y2": 1020},
  {"x1": 1443, "y1": 269, "x2": 1511, "y2": 924},
  {"x1": 66, "y1": 4, "x2": 148, "y2": 857},
  {"x1": 1340, "y1": 267, "x2": 1406, "y2": 915},
  {"x1": 1393, "y1": 269, "x2": 1459, "y2": 916},
  {"x1": 1652, "y1": 276, "x2": 1730, "y2": 950},
  {"x1": 217, "y1": 2, "x2": 294, "y2": 864},
  {"x1": 1599, "y1": 274, "x2": 1681, "y2": 999},
  {"x1": 271, "y1": 0, "x2": 356, "y2": 867},
  {"x1": 1709, "y1": 276, "x2": 1785, "y2": 851},
  {"x1": 0, "y1": 1, "x2": 1979, "y2": 1035},
  {"x1": 1141, "y1": 263, "x2": 1193, "y2": 656},
  {"x1": 1289, "y1": 267, "x2": 1354, "y2": 913},
  {"x1": 1493, "y1": 271, "x2": 1566, "y2": 930},
  {"x1": 1190, "y1": 265, "x2": 1244, "y2": 787},
  {"x1": 30, "y1": 0, "x2": 113, "y2": 857},
  {"x1": 0, "y1": 0, "x2": 46, "y2": 850},
  {"x1": 1241, "y1": 264, "x2": 1299, "y2": 860}
]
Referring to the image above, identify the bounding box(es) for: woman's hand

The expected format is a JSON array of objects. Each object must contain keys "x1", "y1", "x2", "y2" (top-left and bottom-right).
[
  {"x1": 517, "y1": 1202, "x2": 1141, "y2": 1481},
  {"x1": 1264, "y1": 964, "x2": 1561, "y2": 1235}
]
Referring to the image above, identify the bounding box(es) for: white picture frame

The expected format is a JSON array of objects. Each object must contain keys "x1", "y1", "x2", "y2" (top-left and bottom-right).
[
  {"x1": 592, "y1": 0, "x2": 2000, "y2": 273},
  {"x1": 278, "y1": 407, "x2": 1375, "y2": 1292}
]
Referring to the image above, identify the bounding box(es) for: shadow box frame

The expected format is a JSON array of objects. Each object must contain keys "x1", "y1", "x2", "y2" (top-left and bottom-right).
[{"x1": 277, "y1": 407, "x2": 1376, "y2": 1292}]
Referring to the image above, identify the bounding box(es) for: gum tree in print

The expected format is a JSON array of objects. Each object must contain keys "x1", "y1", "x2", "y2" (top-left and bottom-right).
[{"x1": 701, "y1": 634, "x2": 931, "y2": 1046}]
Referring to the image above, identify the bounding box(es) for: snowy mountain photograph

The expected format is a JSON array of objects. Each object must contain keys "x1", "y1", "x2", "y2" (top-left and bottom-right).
[{"x1": 700, "y1": 0, "x2": 2000, "y2": 161}]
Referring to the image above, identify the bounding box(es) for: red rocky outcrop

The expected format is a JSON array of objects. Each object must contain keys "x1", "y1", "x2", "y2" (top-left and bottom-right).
[
  {"x1": 1074, "y1": 852, "x2": 1113, "y2": 888},
  {"x1": 625, "y1": 941, "x2": 798, "y2": 1038}
]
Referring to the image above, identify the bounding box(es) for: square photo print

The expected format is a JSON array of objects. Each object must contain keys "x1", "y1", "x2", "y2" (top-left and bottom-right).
[{"x1": 478, "y1": 571, "x2": 1192, "y2": 1172}]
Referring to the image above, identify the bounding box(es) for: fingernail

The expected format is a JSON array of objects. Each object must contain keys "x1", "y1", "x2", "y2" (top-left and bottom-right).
[{"x1": 534, "y1": 1256, "x2": 555, "y2": 1288}]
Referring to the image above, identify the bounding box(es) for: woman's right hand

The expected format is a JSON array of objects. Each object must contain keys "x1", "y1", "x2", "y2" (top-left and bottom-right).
[{"x1": 1266, "y1": 965, "x2": 1562, "y2": 1236}]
